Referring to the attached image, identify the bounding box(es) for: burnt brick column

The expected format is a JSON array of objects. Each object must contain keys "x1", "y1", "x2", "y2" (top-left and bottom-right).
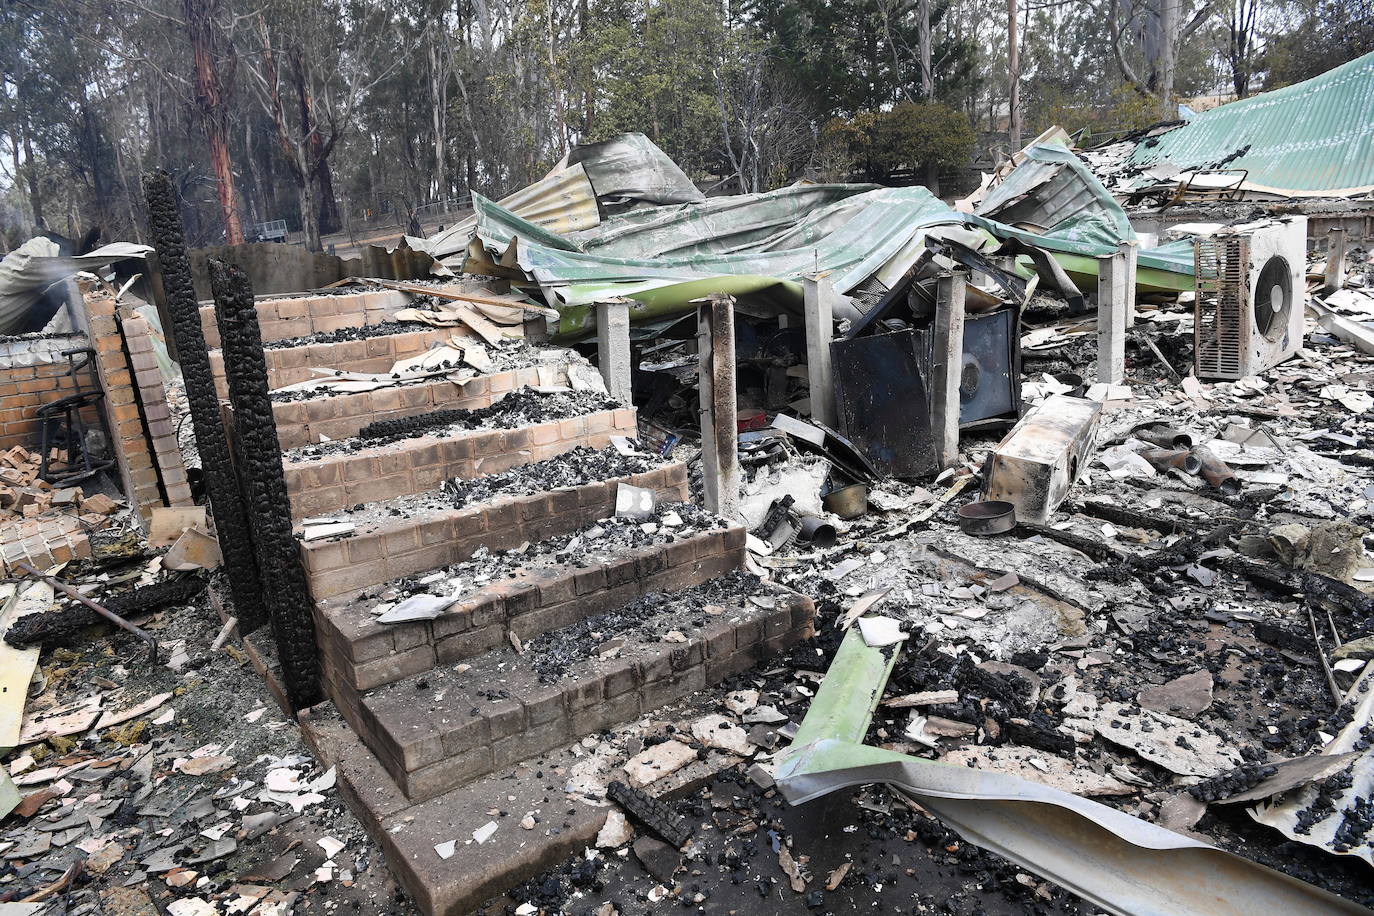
[
  {"x1": 142, "y1": 170, "x2": 267, "y2": 633},
  {"x1": 208, "y1": 258, "x2": 322, "y2": 710}
]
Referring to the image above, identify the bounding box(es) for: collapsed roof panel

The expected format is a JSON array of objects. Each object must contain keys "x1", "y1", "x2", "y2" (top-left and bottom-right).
[
  {"x1": 1126, "y1": 51, "x2": 1374, "y2": 198},
  {"x1": 422, "y1": 162, "x2": 600, "y2": 263},
  {"x1": 560, "y1": 131, "x2": 706, "y2": 209}
]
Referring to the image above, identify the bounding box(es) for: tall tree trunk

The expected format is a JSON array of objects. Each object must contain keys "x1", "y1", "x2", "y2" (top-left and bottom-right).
[
  {"x1": 1007, "y1": 0, "x2": 1021, "y2": 148},
  {"x1": 19, "y1": 94, "x2": 45, "y2": 230},
  {"x1": 184, "y1": 0, "x2": 244, "y2": 244},
  {"x1": 429, "y1": 40, "x2": 449, "y2": 207},
  {"x1": 918, "y1": 0, "x2": 934, "y2": 99},
  {"x1": 1158, "y1": 0, "x2": 1180, "y2": 116},
  {"x1": 316, "y1": 156, "x2": 339, "y2": 235},
  {"x1": 297, "y1": 146, "x2": 321, "y2": 251}
]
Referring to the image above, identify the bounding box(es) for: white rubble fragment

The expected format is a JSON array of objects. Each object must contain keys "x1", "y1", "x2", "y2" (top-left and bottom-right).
[
  {"x1": 596, "y1": 810, "x2": 634, "y2": 848},
  {"x1": 856, "y1": 616, "x2": 906, "y2": 647},
  {"x1": 623, "y1": 740, "x2": 697, "y2": 788},
  {"x1": 690, "y1": 715, "x2": 755, "y2": 757},
  {"x1": 724, "y1": 690, "x2": 760, "y2": 715}
]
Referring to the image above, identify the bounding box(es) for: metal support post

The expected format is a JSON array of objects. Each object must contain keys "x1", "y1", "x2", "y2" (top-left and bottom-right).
[
  {"x1": 931, "y1": 271, "x2": 967, "y2": 469},
  {"x1": 595, "y1": 299, "x2": 632, "y2": 404},
  {"x1": 696, "y1": 294, "x2": 739, "y2": 519},
  {"x1": 1097, "y1": 246, "x2": 1129, "y2": 385},
  {"x1": 803, "y1": 274, "x2": 836, "y2": 428}
]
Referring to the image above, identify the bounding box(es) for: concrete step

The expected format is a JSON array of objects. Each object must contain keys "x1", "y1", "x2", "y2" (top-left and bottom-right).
[
  {"x1": 281, "y1": 401, "x2": 637, "y2": 519},
  {"x1": 270, "y1": 359, "x2": 576, "y2": 450},
  {"x1": 297, "y1": 455, "x2": 690, "y2": 601},
  {"x1": 315, "y1": 514, "x2": 745, "y2": 712},
  {"x1": 348, "y1": 575, "x2": 812, "y2": 801}
]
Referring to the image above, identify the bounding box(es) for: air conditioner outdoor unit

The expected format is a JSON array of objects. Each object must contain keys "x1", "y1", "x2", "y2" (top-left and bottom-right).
[{"x1": 1193, "y1": 216, "x2": 1307, "y2": 380}]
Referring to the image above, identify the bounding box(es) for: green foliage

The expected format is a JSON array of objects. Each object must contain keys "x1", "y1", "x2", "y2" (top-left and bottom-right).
[{"x1": 823, "y1": 101, "x2": 976, "y2": 180}]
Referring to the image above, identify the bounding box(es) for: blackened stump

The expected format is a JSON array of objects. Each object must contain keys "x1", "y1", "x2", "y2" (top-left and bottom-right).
[
  {"x1": 141, "y1": 170, "x2": 267, "y2": 633},
  {"x1": 208, "y1": 259, "x2": 322, "y2": 710}
]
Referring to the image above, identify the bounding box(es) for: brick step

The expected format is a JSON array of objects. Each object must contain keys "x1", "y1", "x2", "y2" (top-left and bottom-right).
[
  {"x1": 317, "y1": 517, "x2": 746, "y2": 713},
  {"x1": 271, "y1": 360, "x2": 575, "y2": 450},
  {"x1": 210, "y1": 326, "x2": 460, "y2": 399},
  {"x1": 198, "y1": 289, "x2": 410, "y2": 349},
  {"x1": 300, "y1": 688, "x2": 756, "y2": 916},
  {"x1": 298, "y1": 458, "x2": 690, "y2": 600},
  {"x1": 281, "y1": 405, "x2": 637, "y2": 519},
  {"x1": 344, "y1": 575, "x2": 813, "y2": 801}
]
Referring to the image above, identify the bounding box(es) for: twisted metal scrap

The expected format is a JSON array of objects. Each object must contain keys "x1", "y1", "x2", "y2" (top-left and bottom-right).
[
  {"x1": 775, "y1": 629, "x2": 1367, "y2": 916},
  {"x1": 208, "y1": 258, "x2": 322, "y2": 710},
  {"x1": 141, "y1": 170, "x2": 267, "y2": 632}
]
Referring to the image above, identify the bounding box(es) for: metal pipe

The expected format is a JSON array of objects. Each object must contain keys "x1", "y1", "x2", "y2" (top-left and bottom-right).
[
  {"x1": 798, "y1": 516, "x2": 837, "y2": 548},
  {"x1": 1134, "y1": 423, "x2": 1194, "y2": 449},
  {"x1": 15, "y1": 562, "x2": 158, "y2": 662},
  {"x1": 1139, "y1": 447, "x2": 1203, "y2": 475},
  {"x1": 1191, "y1": 446, "x2": 1242, "y2": 495}
]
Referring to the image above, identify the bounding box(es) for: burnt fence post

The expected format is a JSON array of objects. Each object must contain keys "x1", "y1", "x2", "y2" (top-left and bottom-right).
[
  {"x1": 208, "y1": 258, "x2": 322, "y2": 711},
  {"x1": 141, "y1": 170, "x2": 268, "y2": 633}
]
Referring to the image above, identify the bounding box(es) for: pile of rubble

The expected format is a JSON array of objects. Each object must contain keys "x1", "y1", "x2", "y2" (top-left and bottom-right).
[{"x1": 0, "y1": 445, "x2": 122, "y2": 574}]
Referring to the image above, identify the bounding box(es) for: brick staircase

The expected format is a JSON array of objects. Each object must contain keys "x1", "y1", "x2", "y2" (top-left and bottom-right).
[{"x1": 240, "y1": 342, "x2": 816, "y2": 915}]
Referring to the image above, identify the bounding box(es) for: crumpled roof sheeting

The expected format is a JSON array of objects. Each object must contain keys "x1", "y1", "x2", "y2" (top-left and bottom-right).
[
  {"x1": 560, "y1": 132, "x2": 705, "y2": 208},
  {"x1": 473, "y1": 184, "x2": 965, "y2": 306},
  {"x1": 1127, "y1": 51, "x2": 1374, "y2": 197},
  {"x1": 425, "y1": 162, "x2": 600, "y2": 263},
  {"x1": 0, "y1": 239, "x2": 153, "y2": 335},
  {"x1": 976, "y1": 143, "x2": 1137, "y2": 250}
]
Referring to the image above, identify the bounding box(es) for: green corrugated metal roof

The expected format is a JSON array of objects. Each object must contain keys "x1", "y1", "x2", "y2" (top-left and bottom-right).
[{"x1": 1127, "y1": 52, "x2": 1374, "y2": 197}]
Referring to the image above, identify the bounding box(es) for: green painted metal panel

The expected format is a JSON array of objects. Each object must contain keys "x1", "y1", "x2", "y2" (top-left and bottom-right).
[{"x1": 1127, "y1": 52, "x2": 1374, "y2": 197}]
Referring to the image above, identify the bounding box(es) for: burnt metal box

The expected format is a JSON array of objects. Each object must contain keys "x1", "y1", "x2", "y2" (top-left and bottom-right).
[
  {"x1": 912, "y1": 305, "x2": 1022, "y2": 428},
  {"x1": 831, "y1": 328, "x2": 939, "y2": 479},
  {"x1": 983, "y1": 394, "x2": 1101, "y2": 525}
]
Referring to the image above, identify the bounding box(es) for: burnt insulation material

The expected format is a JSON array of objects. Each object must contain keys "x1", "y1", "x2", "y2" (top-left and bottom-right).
[
  {"x1": 208, "y1": 258, "x2": 322, "y2": 711},
  {"x1": 4, "y1": 577, "x2": 206, "y2": 648},
  {"x1": 142, "y1": 171, "x2": 267, "y2": 633}
]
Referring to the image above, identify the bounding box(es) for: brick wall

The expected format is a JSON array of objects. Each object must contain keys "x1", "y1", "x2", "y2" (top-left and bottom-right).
[
  {"x1": 282, "y1": 406, "x2": 637, "y2": 519},
  {"x1": 273, "y1": 362, "x2": 573, "y2": 450},
  {"x1": 81, "y1": 280, "x2": 163, "y2": 524},
  {"x1": 298, "y1": 462, "x2": 690, "y2": 601},
  {"x1": 198, "y1": 289, "x2": 410, "y2": 349},
  {"x1": 0, "y1": 340, "x2": 87, "y2": 452},
  {"x1": 121, "y1": 316, "x2": 194, "y2": 507}
]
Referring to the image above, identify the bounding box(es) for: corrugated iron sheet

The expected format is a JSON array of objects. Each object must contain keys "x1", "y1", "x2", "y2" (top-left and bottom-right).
[
  {"x1": 424, "y1": 162, "x2": 600, "y2": 263},
  {"x1": 1127, "y1": 52, "x2": 1374, "y2": 197}
]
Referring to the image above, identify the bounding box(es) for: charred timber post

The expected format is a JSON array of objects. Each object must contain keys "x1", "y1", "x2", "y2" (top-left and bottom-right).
[
  {"x1": 1324, "y1": 228, "x2": 1347, "y2": 294},
  {"x1": 802, "y1": 274, "x2": 837, "y2": 428},
  {"x1": 595, "y1": 299, "x2": 632, "y2": 404},
  {"x1": 1096, "y1": 243, "x2": 1131, "y2": 384},
  {"x1": 141, "y1": 170, "x2": 268, "y2": 633},
  {"x1": 207, "y1": 259, "x2": 322, "y2": 711},
  {"x1": 697, "y1": 293, "x2": 739, "y2": 518},
  {"x1": 931, "y1": 270, "x2": 967, "y2": 469}
]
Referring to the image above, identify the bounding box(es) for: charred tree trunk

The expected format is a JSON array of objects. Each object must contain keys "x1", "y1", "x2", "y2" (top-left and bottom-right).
[
  {"x1": 208, "y1": 258, "x2": 322, "y2": 710},
  {"x1": 184, "y1": 0, "x2": 244, "y2": 244},
  {"x1": 141, "y1": 170, "x2": 266, "y2": 633}
]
